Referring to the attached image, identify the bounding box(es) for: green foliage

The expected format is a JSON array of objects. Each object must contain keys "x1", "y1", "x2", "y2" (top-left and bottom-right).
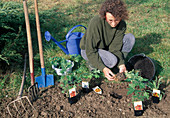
[
  {"x1": 148, "y1": 77, "x2": 163, "y2": 90},
  {"x1": 57, "y1": 55, "x2": 102, "y2": 95},
  {"x1": 125, "y1": 70, "x2": 150, "y2": 102},
  {"x1": 147, "y1": 77, "x2": 165, "y2": 100},
  {"x1": 0, "y1": 55, "x2": 9, "y2": 65},
  {"x1": 0, "y1": 75, "x2": 8, "y2": 99},
  {"x1": 0, "y1": 1, "x2": 36, "y2": 67},
  {"x1": 0, "y1": 73, "x2": 23, "y2": 100},
  {"x1": 49, "y1": 56, "x2": 72, "y2": 70}
]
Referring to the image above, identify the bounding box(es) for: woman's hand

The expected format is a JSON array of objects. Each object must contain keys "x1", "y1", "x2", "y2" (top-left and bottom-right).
[
  {"x1": 103, "y1": 67, "x2": 116, "y2": 81},
  {"x1": 119, "y1": 64, "x2": 127, "y2": 73}
]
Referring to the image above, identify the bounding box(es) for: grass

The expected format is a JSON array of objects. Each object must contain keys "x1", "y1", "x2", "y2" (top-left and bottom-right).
[
  {"x1": 0, "y1": 0, "x2": 169, "y2": 99},
  {"x1": 126, "y1": 0, "x2": 170, "y2": 80}
]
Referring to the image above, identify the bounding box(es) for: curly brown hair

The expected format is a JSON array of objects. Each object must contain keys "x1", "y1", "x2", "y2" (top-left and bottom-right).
[{"x1": 99, "y1": 0, "x2": 128, "y2": 20}]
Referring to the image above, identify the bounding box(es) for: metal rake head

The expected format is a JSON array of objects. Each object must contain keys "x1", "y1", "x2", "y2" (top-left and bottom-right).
[{"x1": 7, "y1": 96, "x2": 36, "y2": 117}]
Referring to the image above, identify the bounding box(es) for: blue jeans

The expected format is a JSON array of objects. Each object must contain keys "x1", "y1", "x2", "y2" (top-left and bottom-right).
[{"x1": 81, "y1": 33, "x2": 135, "y2": 68}]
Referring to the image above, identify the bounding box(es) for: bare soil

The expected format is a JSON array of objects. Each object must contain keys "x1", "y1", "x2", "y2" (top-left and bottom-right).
[{"x1": 1, "y1": 79, "x2": 169, "y2": 118}]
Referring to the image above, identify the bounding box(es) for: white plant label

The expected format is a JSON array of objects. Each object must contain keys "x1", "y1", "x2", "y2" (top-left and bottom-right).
[
  {"x1": 69, "y1": 88, "x2": 76, "y2": 98},
  {"x1": 152, "y1": 89, "x2": 160, "y2": 97},
  {"x1": 134, "y1": 101, "x2": 143, "y2": 111},
  {"x1": 82, "y1": 81, "x2": 89, "y2": 88},
  {"x1": 92, "y1": 86, "x2": 102, "y2": 94}
]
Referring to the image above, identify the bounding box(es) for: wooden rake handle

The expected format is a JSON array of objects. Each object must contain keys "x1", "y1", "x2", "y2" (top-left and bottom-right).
[{"x1": 23, "y1": 0, "x2": 34, "y2": 85}]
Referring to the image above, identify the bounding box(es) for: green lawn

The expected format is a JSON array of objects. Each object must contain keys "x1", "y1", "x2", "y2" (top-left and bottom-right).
[{"x1": 39, "y1": 0, "x2": 169, "y2": 79}]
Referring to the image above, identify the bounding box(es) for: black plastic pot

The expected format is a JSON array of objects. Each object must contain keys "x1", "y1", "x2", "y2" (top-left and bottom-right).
[
  {"x1": 82, "y1": 88, "x2": 91, "y2": 93},
  {"x1": 126, "y1": 53, "x2": 156, "y2": 81},
  {"x1": 82, "y1": 81, "x2": 91, "y2": 93},
  {"x1": 134, "y1": 110, "x2": 144, "y2": 116},
  {"x1": 152, "y1": 96, "x2": 160, "y2": 103},
  {"x1": 152, "y1": 89, "x2": 160, "y2": 103},
  {"x1": 68, "y1": 96, "x2": 78, "y2": 105}
]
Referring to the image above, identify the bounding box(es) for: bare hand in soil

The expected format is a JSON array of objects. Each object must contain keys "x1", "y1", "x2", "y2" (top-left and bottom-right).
[
  {"x1": 103, "y1": 67, "x2": 116, "y2": 81},
  {"x1": 114, "y1": 73, "x2": 126, "y2": 81}
]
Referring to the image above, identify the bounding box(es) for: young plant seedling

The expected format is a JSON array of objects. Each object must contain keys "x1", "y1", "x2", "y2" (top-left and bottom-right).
[
  {"x1": 147, "y1": 77, "x2": 165, "y2": 103},
  {"x1": 125, "y1": 70, "x2": 150, "y2": 116},
  {"x1": 56, "y1": 55, "x2": 103, "y2": 99},
  {"x1": 125, "y1": 70, "x2": 150, "y2": 102}
]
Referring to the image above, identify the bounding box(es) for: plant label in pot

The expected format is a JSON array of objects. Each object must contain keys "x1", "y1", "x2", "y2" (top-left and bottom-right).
[
  {"x1": 68, "y1": 88, "x2": 78, "y2": 104},
  {"x1": 152, "y1": 89, "x2": 160, "y2": 103},
  {"x1": 92, "y1": 86, "x2": 102, "y2": 94},
  {"x1": 82, "y1": 81, "x2": 90, "y2": 93},
  {"x1": 134, "y1": 101, "x2": 143, "y2": 116}
]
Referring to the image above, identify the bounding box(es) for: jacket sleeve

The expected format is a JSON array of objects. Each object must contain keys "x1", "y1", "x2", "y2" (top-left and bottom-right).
[
  {"x1": 85, "y1": 20, "x2": 106, "y2": 71},
  {"x1": 109, "y1": 21, "x2": 126, "y2": 67}
]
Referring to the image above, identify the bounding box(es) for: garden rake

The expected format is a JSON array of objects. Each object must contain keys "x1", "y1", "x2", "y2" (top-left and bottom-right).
[
  {"x1": 7, "y1": 54, "x2": 36, "y2": 117},
  {"x1": 22, "y1": 0, "x2": 40, "y2": 104},
  {"x1": 7, "y1": 0, "x2": 38, "y2": 116}
]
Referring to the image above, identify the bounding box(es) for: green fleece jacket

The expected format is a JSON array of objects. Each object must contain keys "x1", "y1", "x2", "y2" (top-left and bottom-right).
[{"x1": 80, "y1": 15, "x2": 126, "y2": 71}]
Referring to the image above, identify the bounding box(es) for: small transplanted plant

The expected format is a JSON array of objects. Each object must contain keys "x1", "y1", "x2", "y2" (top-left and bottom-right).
[
  {"x1": 125, "y1": 70, "x2": 150, "y2": 102},
  {"x1": 147, "y1": 77, "x2": 165, "y2": 103},
  {"x1": 58, "y1": 55, "x2": 102, "y2": 98},
  {"x1": 125, "y1": 70, "x2": 150, "y2": 116}
]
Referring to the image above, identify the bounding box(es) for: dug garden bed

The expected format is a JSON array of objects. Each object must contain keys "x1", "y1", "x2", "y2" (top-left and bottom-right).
[{"x1": 1, "y1": 78, "x2": 169, "y2": 118}]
